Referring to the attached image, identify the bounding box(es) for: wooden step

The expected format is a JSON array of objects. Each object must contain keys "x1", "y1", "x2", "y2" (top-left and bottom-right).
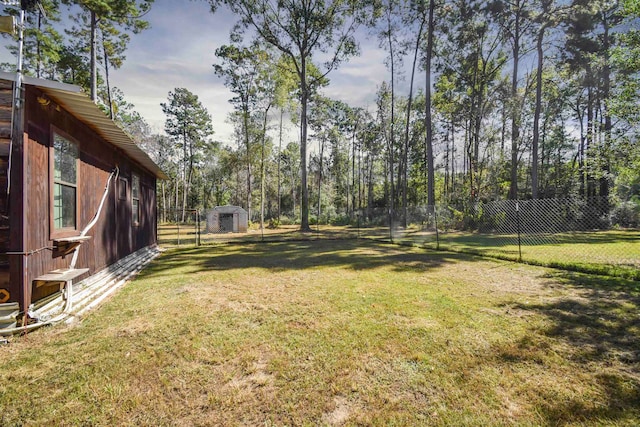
[
  {"x1": 33, "y1": 268, "x2": 90, "y2": 287},
  {"x1": 32, "y1": 266, "x2": 88, "y2": 304},
  {"x1": 52, "y1": 235, "x2": 91, "y2": 258},
  {"x1": 33, "y1": 268, "x2": 89, "y2": 294}
]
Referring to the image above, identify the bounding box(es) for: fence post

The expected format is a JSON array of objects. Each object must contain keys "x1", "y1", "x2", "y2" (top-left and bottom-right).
[
  {"x1": 433, "y1": 205, "x2": 440, "y2": 250},
  {"x1": 388, "y1": 207, "x2": 394, "y2": 244},
  {"x1": 196, "y1": 210, "x2": 201, "y2": 247},
  {"x1": 515, "y1": 201, "x2": 522, "y2": 262}
]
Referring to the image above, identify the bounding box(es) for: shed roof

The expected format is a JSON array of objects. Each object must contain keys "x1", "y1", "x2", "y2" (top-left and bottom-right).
[
  {"x1": 214, "y1": 206, "x2": 248, "y2": 214},
  {"x1": 0, "y1": 72, "x2": 168, "y2": 180}
]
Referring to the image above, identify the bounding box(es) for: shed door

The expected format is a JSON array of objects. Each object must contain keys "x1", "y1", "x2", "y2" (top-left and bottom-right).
[{"x1": 219, "y1": 213, "x2": 234, "y2": 233}]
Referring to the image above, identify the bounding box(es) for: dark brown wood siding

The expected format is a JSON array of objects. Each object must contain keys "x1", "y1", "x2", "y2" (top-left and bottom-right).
[{"x1": 6, "y1": 86, "x2": 158, "y2": 309}]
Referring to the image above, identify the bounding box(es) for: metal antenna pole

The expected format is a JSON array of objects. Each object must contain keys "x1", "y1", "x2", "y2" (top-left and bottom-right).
[{"x1": 14, "y1": 8, "x2": 24, "y2": 107}]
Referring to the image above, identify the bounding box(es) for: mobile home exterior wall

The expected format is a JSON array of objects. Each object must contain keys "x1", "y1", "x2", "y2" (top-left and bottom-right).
[{"x1": 1, "y1": 79, "x2": 164, "y2": 310}]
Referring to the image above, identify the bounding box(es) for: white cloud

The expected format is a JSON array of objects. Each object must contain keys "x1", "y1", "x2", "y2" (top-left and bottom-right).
[{"x1": 109, "y1": 0, "x2": 237, "y2": 141}]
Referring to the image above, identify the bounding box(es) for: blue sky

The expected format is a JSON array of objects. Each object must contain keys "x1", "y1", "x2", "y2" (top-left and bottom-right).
[{"x1": 109, "y1": 0, "x2": 239, "y2": 139}]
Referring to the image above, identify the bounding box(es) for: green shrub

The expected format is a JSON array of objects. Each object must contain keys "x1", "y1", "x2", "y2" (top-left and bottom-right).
[
  {"x1": 611, "y1": 200, "x2": 640, "y2": 228},
  {"x1": 268, "y1": 218, "x2": 280, "y2": 229},
  {"x1": 278, "y1": 216, "x2": 293, "y2": 225},
  {"x1": 330, "y1": 214, "x2": 352, "y2": 226}
]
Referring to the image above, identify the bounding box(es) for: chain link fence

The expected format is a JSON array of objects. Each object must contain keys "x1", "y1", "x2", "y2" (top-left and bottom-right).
[
  {"x1": 157, "y1": 198, "x2": 639, "y2": 280},
  {"x1": 157, "y1": 209, "x2": 201, "y2": 246}
]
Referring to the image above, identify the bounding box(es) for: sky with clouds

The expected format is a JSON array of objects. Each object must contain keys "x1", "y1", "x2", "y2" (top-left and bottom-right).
[
  {"x1": 0, "y1": 0, "x2": 411, "y2": 146},
  {"x1": 111, "y1": 0, "x2": 395, "y2": 145}
]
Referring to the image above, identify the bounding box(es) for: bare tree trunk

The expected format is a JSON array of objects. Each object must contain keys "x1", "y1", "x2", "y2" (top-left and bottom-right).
[
  {"x1": 299, "y1": 56, "x2": 311, "y2": 231},
  {"x1": 260, "y1": 105, "x2": 272, "y2": 229},
  {"x1": 277, "y1": 109, "x2": 283, "y2": 222},
  {"x1": 450, "y1": 119, "x2": 456, "y2": 198},
  {"x1": 576, "y1": 99, "x2": 586, "y2": 197},
  {"x1": 600, "y1": 12, "x2": 612, "y2": 204},
  {"x1": 346, "y1": 136, "x2": 351, "y2": 217},
  {"x1": 358, "y1": 141, "x2": 362, "y2": 211},
  {"x1": 291, "y1": 165, "x2": 296, "y2": 220},
  {"x1": 349, "y1": 123, "x2": 355, "y2": 218},
  {"x1": 317, "y1": 138, "x2": 325, "y2": 227},
  {"x1": 102, "y1": 33, "x2": 114, "y2": 120},
  {"x1": 425, "y1": 0, "x2": 436, "y2": 207},
  {"x1": 586, "y1": 87, "x2": 594, "y2": 197},
  {"x1": 403, "y1": 13, "x2": 425, "y2": 226},
  {"x1": 243, "y1": 106, "x2": 252, "y2": 221},
  {"x1": 367, "y1": 153, "x2": 374, "y2": 219},
  {"x1": 162, "y1": 181, "x2": 166, "y2": 223},
  {"x1": 36, "y1": 10, "x2": 42, "y2": 78},
  {"x1": 444, "y1": 134, "x2": 449, "y2": 200},
  {"x1": 532, "y1": 23, "x2": 548, "y2": 199},
  {"x1": 386, "y1": 9, "x2": 396, "y2": 230},
  {"x1": 508, "y1": 6, "x2": 522, "y2": 200},
  {"x1": 181, "y1": 127, "x2": 188, "y2": 222},
  {"x1": 174, "y1": 177, "x2": 179, "y2": 222},
  {"x1": 90, "y1": 10, "x2": 98, "y2": 102}
]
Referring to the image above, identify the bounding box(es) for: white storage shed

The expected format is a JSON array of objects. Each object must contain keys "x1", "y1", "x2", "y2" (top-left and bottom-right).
[{"x1": 206, "y1": 206, "x2": 248, "y2": 233}]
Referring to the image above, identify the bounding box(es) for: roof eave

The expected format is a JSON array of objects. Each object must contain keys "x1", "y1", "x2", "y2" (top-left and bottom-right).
[{"x1": 0, "y1": 72, "x2": 168, "y2": 180}]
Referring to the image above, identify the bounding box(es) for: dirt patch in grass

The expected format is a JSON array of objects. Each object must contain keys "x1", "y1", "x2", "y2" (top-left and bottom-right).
[{"x1": 1, "y1": 239, "x2": 639, "y2": 426}]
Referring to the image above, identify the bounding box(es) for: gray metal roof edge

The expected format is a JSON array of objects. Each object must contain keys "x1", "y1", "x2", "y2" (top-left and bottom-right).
[
  {"x1": 214, "y1": 206, "x2": 247, "y2": 213},
  {"x1": 0, "y1": 74, "x2": 168, "y2": 180},
  {"x1": 0, "y1": 71, "x2": 83, "y2": 93}
]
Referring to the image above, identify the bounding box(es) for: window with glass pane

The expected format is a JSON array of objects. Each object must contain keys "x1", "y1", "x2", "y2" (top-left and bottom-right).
[
  {"x1": 53, "y1": 134, "x2": 78, "y2": 229},
  {"x1": 132, "y1": 173, "x2": 140, "y2": 225}
]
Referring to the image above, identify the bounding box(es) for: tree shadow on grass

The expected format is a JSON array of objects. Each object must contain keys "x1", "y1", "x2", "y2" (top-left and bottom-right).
[
  {"x1": 504, "y1": 271, "x2": 640, "y2": 424},
  {"x1": 138, "y1": 239, "x2": 640, "y2": 423},
  {"x1": 141, "y1": 239, "x2": 479, "y2": 280}
]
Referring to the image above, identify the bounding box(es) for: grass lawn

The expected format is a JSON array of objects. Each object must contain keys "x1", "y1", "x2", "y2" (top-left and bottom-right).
[
  {"x1": 2, "y1": 240, "x2": 639, "y2": 425},
  {"x1": 160, "y1": 224, "x2": 640, "y2": 280},
  {"x1": 386, "y1": 228, "x2": 640, "y2": 280}
]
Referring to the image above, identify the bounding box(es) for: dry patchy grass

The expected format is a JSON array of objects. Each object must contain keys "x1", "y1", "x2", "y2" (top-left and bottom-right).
[{"x1": 1, "y1": 239, "x2": 639, "y2": 426}]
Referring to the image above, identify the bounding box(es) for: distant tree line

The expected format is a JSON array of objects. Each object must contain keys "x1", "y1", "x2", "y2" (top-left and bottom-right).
[
  {"x1": 4, "y1": 0, "x2": 638, "y2": 230},
  {"x1": 189, "y1": 0, "x2": 639, "y2": 230}
]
